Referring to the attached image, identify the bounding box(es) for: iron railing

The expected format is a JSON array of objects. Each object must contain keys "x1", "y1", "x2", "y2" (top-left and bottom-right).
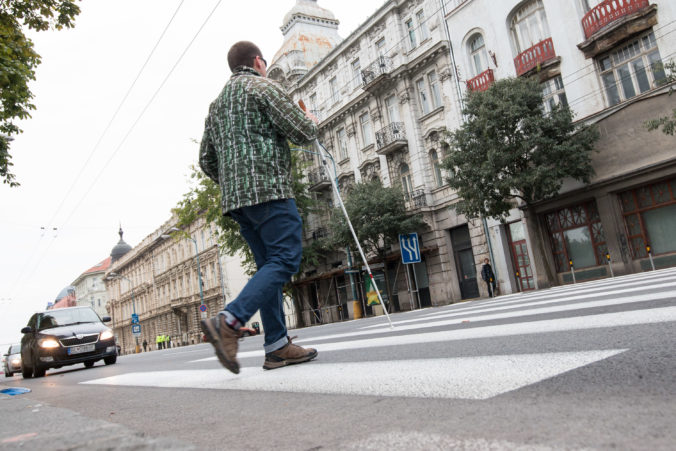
[
  {"x1": 404, "y1": 189, "x2": 427, "y2": 209},
  {"x1": 375, "y1": 122, "x2": 406, "y2": 150},
  {"x1": 361, "y1": 56, "x2": 393, "y2": 87}
]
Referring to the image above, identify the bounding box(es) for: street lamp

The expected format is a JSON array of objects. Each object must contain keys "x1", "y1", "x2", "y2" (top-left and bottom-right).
[
  {"x1": 162, "y1": 227, "x2": 206, "y2": 319},
  {"x1": 106, "y1": 272, "x2": 141, "y2": 354}
]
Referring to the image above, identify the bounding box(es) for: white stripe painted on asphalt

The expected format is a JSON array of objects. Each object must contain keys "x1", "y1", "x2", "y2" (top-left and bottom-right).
[
  {"x1": 82, "y1": 349, "x2": 627, "y2": 400},
  {"x1": 190, "y1": 306, "x2": 676, "y2": 362}
]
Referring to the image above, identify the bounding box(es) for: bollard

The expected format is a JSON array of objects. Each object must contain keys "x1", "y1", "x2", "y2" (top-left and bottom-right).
[
  {"x1": 569, "y1": 259, "x2": 576, "y2": 284},
  {"x1": 606, "y1": 253, "x2": 614, "y2": 278},
  {"x1": 646, "y1": 244, "x2": 656, "y2": 271}
]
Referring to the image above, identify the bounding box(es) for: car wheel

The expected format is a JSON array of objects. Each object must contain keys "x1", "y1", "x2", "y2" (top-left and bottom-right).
[
  {"x1": 83, "y1": 360, "x2": 95, "y2": 368},
  {"x1": 104, "y1": 355, "x2": 117, "y2": 365},
  {"x1": 32, "y1": 356, "x2": 46, "y2": 378},
  {"x1": 4, "y1": 371, "x2": 12, "y2": 377},
  {"x1": 22, "y1": 363, "x2": 33, "y2": 379}
]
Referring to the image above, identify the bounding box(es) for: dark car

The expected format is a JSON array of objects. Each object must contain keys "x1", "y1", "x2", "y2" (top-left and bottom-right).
[
  {"x1": 20, "y1": 306, "x2": 117, "y2": 378},
  {"x1": 3, "y1": 343, "x2": 22, "y2": 377}
]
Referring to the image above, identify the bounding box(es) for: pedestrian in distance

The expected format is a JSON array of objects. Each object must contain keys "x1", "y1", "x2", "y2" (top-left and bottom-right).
[
  {"x1": 142, "y1": 339, "x2": 148, "y2": 352},
  {"x1": 199, "y1": 41, "x2": 319, "y2": 374},
  {"x1": 156, "y1": 334, "x2": 162, "y2": 350},
  {"x1": 167, "y1": 335, "x2": 171, "y2": 349},
  {"x1": 481, "y1": 258, "x2": 497, "y2": 298}
]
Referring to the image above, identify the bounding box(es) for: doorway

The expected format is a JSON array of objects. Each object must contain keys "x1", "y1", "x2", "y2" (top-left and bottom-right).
[
  {"x1": 508, "y1": 222, "x2": 535, "y2": 291},
  {"x1": 450, "y1": 225, "x2": 479, "y2": 299}
]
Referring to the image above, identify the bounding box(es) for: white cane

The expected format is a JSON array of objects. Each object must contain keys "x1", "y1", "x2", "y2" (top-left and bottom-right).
[{"x1": 299, "y1": 100, "x2": 394, "y2": 329}]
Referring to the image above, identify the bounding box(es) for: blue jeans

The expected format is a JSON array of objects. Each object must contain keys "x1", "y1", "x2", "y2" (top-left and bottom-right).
[{"x1": 223, "y1": 199, "x2": 302, "y2": 353}]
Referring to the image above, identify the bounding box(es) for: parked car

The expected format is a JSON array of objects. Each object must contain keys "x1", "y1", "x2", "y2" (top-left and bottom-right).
[
  {"x1": 20, "y1": 306, "x2": 117, "y2": 378},
  {"x1": 3, "y1": 343, "x2": 22, "y2": 377}
]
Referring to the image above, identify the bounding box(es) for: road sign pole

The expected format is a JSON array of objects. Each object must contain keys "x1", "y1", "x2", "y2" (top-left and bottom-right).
[{"x1": 411, "y1": 263, "x2": 421, "y2": 310}]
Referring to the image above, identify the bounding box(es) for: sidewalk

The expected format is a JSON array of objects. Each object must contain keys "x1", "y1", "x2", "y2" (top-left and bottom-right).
[{"x1": 0, "y1": 389, "x2": 194, "y2": 450}]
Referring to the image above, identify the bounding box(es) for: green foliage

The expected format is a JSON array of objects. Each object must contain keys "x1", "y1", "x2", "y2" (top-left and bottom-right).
[
  {"x1": 0, "y1": 0, "x2": 81, "y2": 187},
  {"x1": 442, "y1": 76, "x2": 599, "y2": 219},
  {"x1": 644, "y1": 60, "x2": 675, "y2": 136},
  {"x1": 328, "y1": 179, "x2": 425, "y2": 262}
]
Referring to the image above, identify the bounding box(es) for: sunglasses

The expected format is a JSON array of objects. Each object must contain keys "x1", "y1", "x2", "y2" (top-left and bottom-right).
[{"x1": 255, "y1": 55, "x2": 267, "y2": 67}]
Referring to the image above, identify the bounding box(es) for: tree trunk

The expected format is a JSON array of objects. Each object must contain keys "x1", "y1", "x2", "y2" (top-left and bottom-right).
[{"x1": 523, "y1": 206, "x2": 556, "y2": 289}]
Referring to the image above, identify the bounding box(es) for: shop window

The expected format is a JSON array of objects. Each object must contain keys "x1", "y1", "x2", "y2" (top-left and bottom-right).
[
  {"x1": 545, "y1": 201, "x2": 607, "y2": 272},
  {"x1": 620, "y1": 178, "x2": 676, "y2": 258},
  {"x1": 598, "y1": 31, "x2": 666, "y2": 107}
]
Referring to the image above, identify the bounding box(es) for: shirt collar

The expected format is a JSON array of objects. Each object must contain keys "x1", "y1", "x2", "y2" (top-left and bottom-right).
[{"x1": 232, "y1": 66, "x2": 260, "y2": 77}]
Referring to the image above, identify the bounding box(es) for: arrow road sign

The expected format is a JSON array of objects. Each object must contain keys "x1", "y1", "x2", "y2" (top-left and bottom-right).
[
  {"x1": 131, "y1": 324, "x2": 141, "y2": 336},
  {"x1": 399, "y1": 233, "x2": 421, "y2": 264},
  {"x1": 131, "y1": 313, "x2": 139, "y2": 324}
]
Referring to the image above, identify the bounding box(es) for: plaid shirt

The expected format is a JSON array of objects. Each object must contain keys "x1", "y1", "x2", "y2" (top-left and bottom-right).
[{"x1": 199, "y1": 66, "x2": 317, "y2": 214}]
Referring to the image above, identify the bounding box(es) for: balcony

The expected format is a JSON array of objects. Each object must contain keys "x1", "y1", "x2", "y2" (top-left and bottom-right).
[
  {"x1": 466, "y1": 69, "x2": 495, "y2": 92},
  {"x1": 308, "y1": 167, "x2": 331, "y2": 191},
  {"x1": 404, "y1": 189, "x2": 428, "y2": 210},
  {"x1": 375, "y1": 122, "x2": 407, "y2": 156},
  {"x1": 578, "y1": 0, "x2": 656, "y2": 58},
  {"x1": 361, "y1": 56, "x2": 393, "y2": 91},
  {"x1": 309, "y1": 227, "x2": 329, "y2": 242},
  {"x1": 582, "y1": 0, "x2": 650, "y2": 39},
  {"x1": 514, "y1": 38, "x2": 557, "y2": 77}
]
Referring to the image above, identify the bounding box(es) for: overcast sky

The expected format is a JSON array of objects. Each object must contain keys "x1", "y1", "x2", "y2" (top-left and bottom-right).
[{"x1": 0, "y1": 0, "x2": 386, "y2": 347}]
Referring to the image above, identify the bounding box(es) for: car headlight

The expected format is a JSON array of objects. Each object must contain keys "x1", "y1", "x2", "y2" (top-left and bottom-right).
[
  {"x1": 38, "y1": 338, "x2": 60, "y2": 348},
  {"x1": 11, "y1": 357, "x2": 21, "y2": 365},
  {"x1": 100, "y1": 329, "x2": 114, "y2": 340}
]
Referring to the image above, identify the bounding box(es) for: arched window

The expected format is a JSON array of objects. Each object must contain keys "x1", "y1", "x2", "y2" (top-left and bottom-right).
[
  {"x1": 510, "y1": 0, "x2": 550, "y2": 53},
  {"x1": 468, "y1": 33, "x2": 489, "y2": 76},
  {"x1": 430, "y1": 150, "x2": 444, "y2": 188},
  {"x1": 400, "y1": 163, "x2": 413, "y2": 196}
]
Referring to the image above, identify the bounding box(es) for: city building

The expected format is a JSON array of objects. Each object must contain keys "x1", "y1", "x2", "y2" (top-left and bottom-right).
[
  {"x1": 71, "y1": 257, "x2": 111, "y2": 318},
  {"x1": 104, "y1": 217, "x2": 253, "y2": 354},
  {"x1": 49, "y1": 286, "x2": 77, "y2": 310},
  {"x1": 266, "y1": 0, "x2": 675, "y2": 322}
]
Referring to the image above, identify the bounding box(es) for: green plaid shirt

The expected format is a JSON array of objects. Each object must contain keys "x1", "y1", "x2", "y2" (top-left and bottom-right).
[{"x1": 199, "y1": 66, "x2": 317, "y2": 214}]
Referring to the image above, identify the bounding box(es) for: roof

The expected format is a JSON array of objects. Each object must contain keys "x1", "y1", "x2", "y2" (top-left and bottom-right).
[{"x1": 83, "y1": 256, "x2": 112, "y2": 275}]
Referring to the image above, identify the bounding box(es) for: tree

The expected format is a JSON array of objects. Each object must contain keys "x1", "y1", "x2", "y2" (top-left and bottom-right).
[
  {"x1": 173, "y1": 150, "x2": 323, "y2": 327},
  {"x1": 442, "y1": 76, "x2": 599, "y2": 285},
  {"x1": 1, "y1": 0, "x2": 81, "y2": 187},
  {"x1": 328, "y1": 179, "x2": 425, "y2": 310},
  {"x1": 644, "y1": 60, "x2": 675, "y2": 136}
]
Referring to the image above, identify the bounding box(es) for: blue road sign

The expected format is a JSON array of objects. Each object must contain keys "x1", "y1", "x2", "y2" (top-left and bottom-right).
[
  {"x1": 131, "y1": 313, "x2": 139, "y2": 324},
  {"x1": 399, "y1": 233, "x2": 421, "y2": 264},
  {"x1": 131, "y1": 324, "x2": 141, "y2": 336},
  {"x1": 199, "y1": 304, "x2": 207, "y2": 313}
]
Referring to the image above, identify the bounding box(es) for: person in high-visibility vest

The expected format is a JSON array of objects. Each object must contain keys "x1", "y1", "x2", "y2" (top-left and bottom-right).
[{"x1": 156, "y1": 334, "x2": 162, "y2": 350}]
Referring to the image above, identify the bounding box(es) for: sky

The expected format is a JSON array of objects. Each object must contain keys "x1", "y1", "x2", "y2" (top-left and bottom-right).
[{"x1": 0, "y1": 0, "x2": 386, "y2": 347}]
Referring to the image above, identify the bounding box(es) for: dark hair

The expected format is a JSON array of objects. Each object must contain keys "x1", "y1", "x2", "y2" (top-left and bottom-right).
[{"x1": 227, "y1": 41, "x2": 262, "y2": 71}]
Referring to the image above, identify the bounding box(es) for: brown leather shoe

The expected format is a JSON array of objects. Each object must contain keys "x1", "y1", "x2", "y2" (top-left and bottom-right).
[
  {"x1": 200, "y1": 315, "x2": 240, "y2": 374},
  {"x1": 263, "y1": 336, "x2": 318, "y2": 370}
]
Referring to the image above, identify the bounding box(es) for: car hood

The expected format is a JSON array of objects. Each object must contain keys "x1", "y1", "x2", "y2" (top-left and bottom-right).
[{"x1": 39, "y1": 322, "x2": 107, "y2": 338}]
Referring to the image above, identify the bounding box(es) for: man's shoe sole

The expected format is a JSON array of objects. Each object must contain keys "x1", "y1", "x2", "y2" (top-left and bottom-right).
[
  {"x1": 262, "y1": 349, "x2": 318, "y2": 370},
  {"x1": 200, "y1": 318, "x2": 240, "y2": 374}
]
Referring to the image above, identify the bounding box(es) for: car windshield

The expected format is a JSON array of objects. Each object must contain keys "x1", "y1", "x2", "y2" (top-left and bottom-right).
[
  {"x1": 37, "y1": 308, "x2": 101, "y2": 329},
  {"x1": 9, "y1": 344, "x2": 21, "y2": 354}
]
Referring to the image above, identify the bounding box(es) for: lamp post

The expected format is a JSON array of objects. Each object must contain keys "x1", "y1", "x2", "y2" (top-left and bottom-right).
[
  {"x1": 106, "y1": 272, "x2": 141, "y2": 354},
  {"x1": 163, "y1": 228, "x2": 206, "y2": 319}
]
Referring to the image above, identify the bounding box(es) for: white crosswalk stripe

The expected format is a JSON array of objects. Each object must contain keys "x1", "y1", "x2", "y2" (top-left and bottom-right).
[{"x1": 81, "y1": 268, "x2": 676, "y2": 400}]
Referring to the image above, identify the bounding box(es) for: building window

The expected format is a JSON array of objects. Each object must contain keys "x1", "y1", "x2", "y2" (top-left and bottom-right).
[
  {"x1": 416, "y1": 78, "x2": 430, "y2": 114},
  {"x1": 598, "y1": 31, "x2": 665, "y2": 107},
  {"x1": 428, "y1": 71, "x2": 442, "y2": 109},
  {"x1": 416, "y1": 9, "x2": 429, "y2": 41},
  {"x1": 541, "y1": 75, "x2": 568, "y2": 113},
  {"x1": 351, "y1": 59, "x2": 361, "y2": 90},
  {"x1": 468, "y1": 33, "x2": 489, "y2": 76},
  {"x1": 375, "y1": 37, "x2": 386, "y2": 55},
  {"x1": 337, "y1": 128, "x2": 348, "y2": 160},
  {"x1": 406, "y1": 19, "x2": 417, "y2": 49},
  {"x1": 619, "y1": 178, "x2": 676, "y2": 258},
  {"x1": 545, "y1": 201, "x2": 607, "y2": 272},
  {"x1": 385, "y1": 94, "x2": 400, "y2": 123},
  {"x1": 359, "y1": 112, "x2": 373, "y2": 147},
  {"x1": 329, "y1": 76, "x2": 340, "y2": 104},
  {"x1": 400, "y1": 163, "x2": 413, "y2": 196},
  {"x1": 510, "y1": 0, "x2": 550, "y2": 53},
  {"x1": 430, "y1": 150, "x2": 444, "y2": 188}
]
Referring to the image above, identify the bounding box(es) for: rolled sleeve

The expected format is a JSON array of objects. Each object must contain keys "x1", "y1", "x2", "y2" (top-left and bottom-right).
[{"x1": 260, "y1": 82, "x2": 317, "y2": 145}]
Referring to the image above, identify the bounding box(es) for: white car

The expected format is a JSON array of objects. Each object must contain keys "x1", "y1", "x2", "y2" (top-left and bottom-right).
[{"x1": 3, "y1": 343, "x2": 22, "y2": 377}]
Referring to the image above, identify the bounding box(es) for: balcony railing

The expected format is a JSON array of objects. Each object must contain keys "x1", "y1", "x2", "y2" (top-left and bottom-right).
[
  {"x1": 310, "y1": 227, "x2": 329, "y2": 241},
  {"x1": 375, "y1": 122, "x2": 407, "y2": 154},
  {"x1": 308, "y1": 167, "x2": 331, "y2": 191},
  {"x1": 582, "y1": 0, "x2": 650, "y2": 39},
  {"x1": 514, "y1": 37, "x2": 556, "y2": 77},
  {"x1": 361, "y1": 56, "x2": 393, "y2": 88},
  {"x1": 404, "y1": 189, "x2": 427, "y2": 210},
  {"x1": 466, "y1": 68, "x2": 495, "y2": 92}
]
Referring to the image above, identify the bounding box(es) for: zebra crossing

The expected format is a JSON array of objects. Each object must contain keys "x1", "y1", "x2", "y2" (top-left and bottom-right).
[{"x1": 81, "y1": 267, "x2": 676, "y2": 400}]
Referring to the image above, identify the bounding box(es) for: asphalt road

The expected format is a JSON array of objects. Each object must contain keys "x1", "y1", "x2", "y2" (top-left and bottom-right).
[{"x1": 1, "y1": 268, "x2": 675, "y2": 450}]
